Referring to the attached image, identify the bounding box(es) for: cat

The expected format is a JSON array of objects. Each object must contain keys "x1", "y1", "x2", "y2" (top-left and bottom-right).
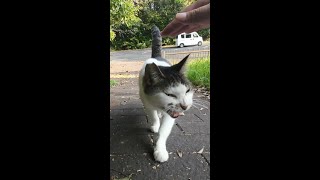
[{"x1": 139, "y1": 25, "x2": 194, "y2": 162}]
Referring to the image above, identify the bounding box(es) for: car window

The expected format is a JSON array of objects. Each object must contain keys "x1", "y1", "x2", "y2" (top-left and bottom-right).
[
  {"x1": 186, "y1": 34, "x2": 191, "y2": 38},
  {"x1": 181, "y1": 34, "x2": 185, "y2": 38},
  {"x1": 193, "y1": 34, "x2": 198, "y2": 37}
]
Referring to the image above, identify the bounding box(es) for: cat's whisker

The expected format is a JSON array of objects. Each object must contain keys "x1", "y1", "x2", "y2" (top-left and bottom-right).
[
  {"x1": 192, "y1": 102, "x2": 209, "y2": 109},
  {"x1": 192, "y1": 104, "x2": 200, "y2": 110},
  {"x1": 193, "y1": 104, "x2": 204, "y2": 114},
  {"x1": 193, "y1": 98, "x2": 209, "y2": 103}
]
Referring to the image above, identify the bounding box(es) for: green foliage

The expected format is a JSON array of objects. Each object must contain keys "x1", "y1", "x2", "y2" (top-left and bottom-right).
[
  {"x1": 110, "y1": 80, "x2": 118, "y2": 87},
  {"x1": 198, "y1": 28, "x2": 210, "y2": 41},
  {"x1": 186, "y1": 57, "x2": 210, "y2": 90},
  {"x1": 184, "y1": 0, "x2": 197, "y2": 6},
  {"x1": 110, "y1": 0, "x2": 141, "y2": 42},
  {"x1": 110, "y1": 27, "x2": 116, "y2": 41}
]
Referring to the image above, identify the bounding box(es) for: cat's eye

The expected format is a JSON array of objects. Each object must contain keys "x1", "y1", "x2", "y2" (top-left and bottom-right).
[
  {"x1": 186, "y1": 89, "x2": 190, "y2": 93},
  {"x1": 165, "y1": 93, "x2": 177, "y2": 98}
]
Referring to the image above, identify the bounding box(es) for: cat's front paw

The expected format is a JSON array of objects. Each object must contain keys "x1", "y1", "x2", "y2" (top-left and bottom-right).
[
  {"x1": 154, "y1": 148, "x2": 169, "y2": 162},
  {"x1": 150, "y1": 125, "x2": 160, "y2": 133}
]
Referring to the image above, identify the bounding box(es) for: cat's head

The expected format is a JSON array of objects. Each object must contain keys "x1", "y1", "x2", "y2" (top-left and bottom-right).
[{"x1": 143, "y1": 55, "x2": 193, "y2": 118}]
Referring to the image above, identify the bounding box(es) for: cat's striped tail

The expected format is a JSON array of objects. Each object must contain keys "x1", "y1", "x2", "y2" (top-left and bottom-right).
[{"x1": 151, "y1": 25, "x2": 162, "y2": 58}]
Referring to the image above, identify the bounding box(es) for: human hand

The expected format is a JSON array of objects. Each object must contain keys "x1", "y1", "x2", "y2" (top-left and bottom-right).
[{"x1": 160, "y1": 0, "x2": 210, "y2": 37}]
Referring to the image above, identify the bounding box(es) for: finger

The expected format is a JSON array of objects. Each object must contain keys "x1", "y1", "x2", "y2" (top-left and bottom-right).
[
  {"x1": 168, "y1": 24, "x2": 202, "y2": 37},
  {"x1": 161, "y1": 20, "x2": 185, "y2": 37},
  {"x1": 176, "y1": 4, "x2": 210, "y2": 25},
  {"x1": 163, "y1": 4, "x2": 210, "y2": 37},
  {"x1": 161, "y1": 0, "x2": 210, "y2": 37},
  {"x1": 181, "y1": 0, "x2": 210, "y2": 12},
  {"x1": 164, "y1": 24, "x2": 190, "y2": 37},
  {"x1": 185, "y1": 24, "x2": 210, "y2": 34},
  {"x1": 185, "y1": 25, "x2": 202, "y2": 34}
]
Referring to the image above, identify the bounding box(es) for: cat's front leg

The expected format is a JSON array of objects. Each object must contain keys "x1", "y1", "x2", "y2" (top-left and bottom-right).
[
  {"x1": 145, "y1": 108, "x2": 160, "y2": 133},
  {"x1": 154, "y1": 114, "x2": 175, "y2": 162}
]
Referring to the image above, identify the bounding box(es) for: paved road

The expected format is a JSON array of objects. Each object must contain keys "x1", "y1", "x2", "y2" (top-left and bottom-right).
[{"x1": 110, "y1": 42, "x2": 210, "y2": 61}]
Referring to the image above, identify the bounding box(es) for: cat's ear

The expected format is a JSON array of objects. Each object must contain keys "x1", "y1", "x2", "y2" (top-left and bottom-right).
[
  {"x1": 144, "y1": 63, "x2": 165, "y2": 85},
  {"x1": 172, "y1": 54, "x2": 190, "y2": 74}
]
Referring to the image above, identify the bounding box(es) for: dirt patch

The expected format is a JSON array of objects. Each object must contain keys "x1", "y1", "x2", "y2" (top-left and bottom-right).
[
  {"x1": 110, "y1": 60, "x2": 144, "y2": 86},
  {"x1": 110, "y1": 60, "x2": 144, "y2": 75}
]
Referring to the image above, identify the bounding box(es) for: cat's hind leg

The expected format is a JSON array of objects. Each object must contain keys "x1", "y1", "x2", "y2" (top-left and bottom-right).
[{"x1": 145, "y1": 108, "x2": 160, "y2": 133}]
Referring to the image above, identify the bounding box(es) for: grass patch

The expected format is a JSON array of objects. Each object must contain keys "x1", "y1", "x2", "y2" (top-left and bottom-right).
[
  {"x1": 186, "y1": 57, "x2": 210, "y2": 90},
  {"x1": 110, "y1": 79, "x2": 118, "y2": 87}
]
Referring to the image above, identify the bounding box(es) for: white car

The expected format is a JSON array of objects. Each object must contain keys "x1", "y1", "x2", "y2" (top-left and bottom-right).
[{"x1": 176, "y1": 32, "x2": 203, "y2": 48}]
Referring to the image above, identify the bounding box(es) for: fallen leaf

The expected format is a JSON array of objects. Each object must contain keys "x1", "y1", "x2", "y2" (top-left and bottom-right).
[
  {"x1": 120, "y1": 101, "x2": 127, "y2": 105},
  {"x1": 197, "y1": 147, "x2": 204, "y2": 154},
  {"x1": 112, "y1": 173, "x2": 133, "y2": 180},
  {"x1": 137, "y1": 169, "x2": 141, "y2": 172},
  {"x1": 177, "y1": 150, "x2": 182, "y2": 158},
  {"x1": 152, "y1": 166, "x2": 156, "y2": 169}
]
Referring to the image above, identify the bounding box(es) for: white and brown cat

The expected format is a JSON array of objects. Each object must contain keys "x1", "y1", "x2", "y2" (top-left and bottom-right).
[{"x1": 139, "y1": 26, "x2": 194, "y2": 162}]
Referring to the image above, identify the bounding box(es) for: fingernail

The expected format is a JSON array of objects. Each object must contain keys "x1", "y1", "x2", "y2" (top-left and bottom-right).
[{"x1": 176, "y1": 12, "x2": 187, "y2": 21}]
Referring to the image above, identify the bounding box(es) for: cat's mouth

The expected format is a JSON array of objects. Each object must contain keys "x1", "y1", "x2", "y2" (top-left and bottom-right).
[{"x1": 167, "y1": 110, "x2": 185, "y2": 118}]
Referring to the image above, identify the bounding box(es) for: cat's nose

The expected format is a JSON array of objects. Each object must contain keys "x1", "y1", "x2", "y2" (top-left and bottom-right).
[{"x1": 180, "y1": 104, "x2": 188, "y2": 110}]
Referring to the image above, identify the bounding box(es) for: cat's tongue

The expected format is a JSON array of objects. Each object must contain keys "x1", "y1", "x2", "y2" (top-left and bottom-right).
[
  {"x1": 172, "y1": 112, "x2": 179, "y2": 118},
  {"x1": 171, "y1": 111, "x2": 185, "y2": 118}
]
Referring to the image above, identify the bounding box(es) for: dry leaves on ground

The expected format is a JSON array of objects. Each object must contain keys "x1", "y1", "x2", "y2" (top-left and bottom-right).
[{"x1": 177, "y1": 150, "x2": 183, "y2": 158}]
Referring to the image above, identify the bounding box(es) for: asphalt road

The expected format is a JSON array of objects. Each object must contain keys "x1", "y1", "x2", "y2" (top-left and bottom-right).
[{"x1": 110, "y1": 42, "x2": 210, "y2": 61}]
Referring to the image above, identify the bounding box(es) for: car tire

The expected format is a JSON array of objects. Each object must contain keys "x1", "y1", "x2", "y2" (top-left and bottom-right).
[
  {"x1": 179, "y1": 43, "x2": 184, "y2": 48},
  {"x1": 198, "y1": 41, "x2": 202, "y2": 46}
]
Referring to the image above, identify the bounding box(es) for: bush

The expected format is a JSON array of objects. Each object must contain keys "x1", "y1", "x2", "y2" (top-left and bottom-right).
[
  {"x1": 198, "y1": 29, "x2": 210, "y2": 41},
  {"x1": 186, "y1": 57, "x2": 210, "y2": 90}
]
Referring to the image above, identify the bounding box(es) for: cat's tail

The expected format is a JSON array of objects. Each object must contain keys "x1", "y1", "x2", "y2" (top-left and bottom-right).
[{"x1": 151, "y1": 25, "x2": 162, "y2": 58}]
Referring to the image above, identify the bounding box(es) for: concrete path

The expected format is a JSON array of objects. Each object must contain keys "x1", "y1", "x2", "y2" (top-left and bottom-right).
[{"x1": 110, "y1": 73, "x2": 211, "y2": 180}]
